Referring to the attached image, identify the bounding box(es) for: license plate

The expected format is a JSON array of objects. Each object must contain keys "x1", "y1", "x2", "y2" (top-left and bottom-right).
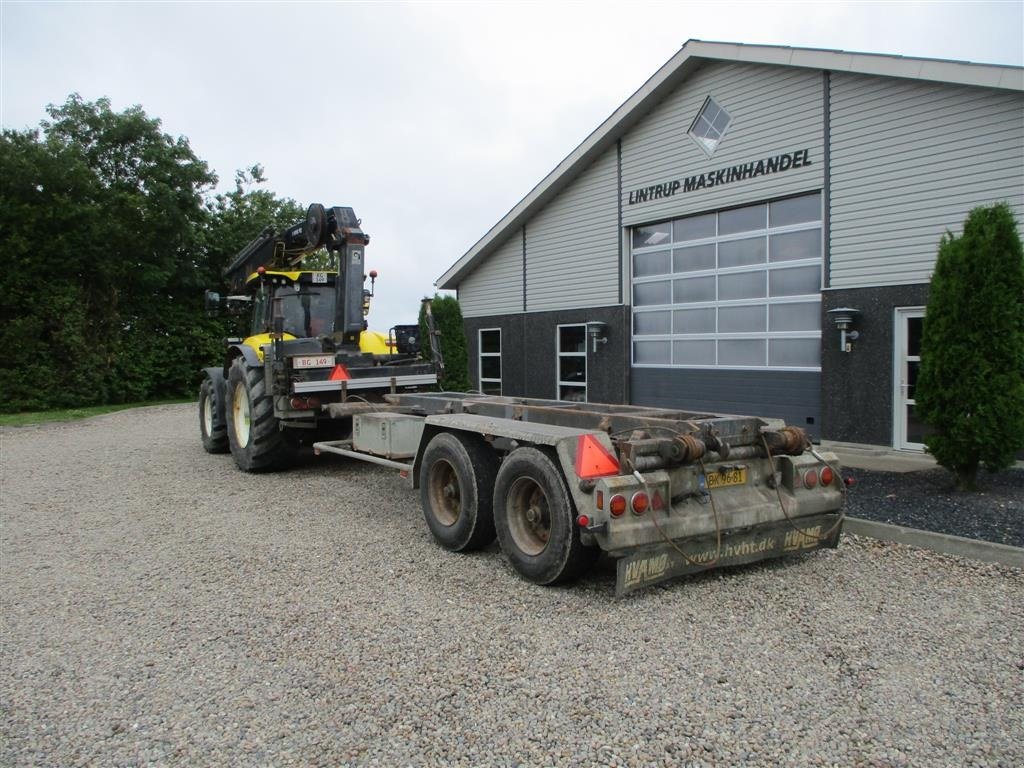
[
  {"x1": 312, "y1": 272, "x2": 328, "y2": 284},
  {"x1": 704, "y1": 467, "x2": 747, "y2": 489},
  {"x1": 291, "y1": 355, "x2": 335, "y2": 369}
]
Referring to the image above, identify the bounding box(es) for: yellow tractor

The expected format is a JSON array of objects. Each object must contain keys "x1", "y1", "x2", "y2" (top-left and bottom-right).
[{"x1": 199, "y1": 204, "x2": 439, "y2": 472}]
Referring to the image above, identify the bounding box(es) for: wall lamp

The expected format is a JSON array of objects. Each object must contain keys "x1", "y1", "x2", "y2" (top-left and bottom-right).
[
  {"x1": 827, "y1": 307, "x2": 861, "y2": 353},
  {"x1": 586, "y1": 321, "x2": 609, "y2": 352}
]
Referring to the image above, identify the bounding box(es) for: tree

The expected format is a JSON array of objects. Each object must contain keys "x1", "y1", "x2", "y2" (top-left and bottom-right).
[
  {"x1": 419, "y1": 294, "x2": 471, "y2": 391},
  {"x1": 915, "y1": 202, "x2": 1024, "y2": 490},
  {"x1": 0, "y1": 95, "x2": 306, "y2": 412},
  {"x1": 0, "y1": 94, "x2": 216, "y2": 410},
  {"x1": 199, "y1": 165, "x2": 306, "y2": 284}
]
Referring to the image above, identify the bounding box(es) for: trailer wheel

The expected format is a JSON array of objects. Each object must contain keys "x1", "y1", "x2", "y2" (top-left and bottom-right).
[
  {"x1": 198, "y1": 375, "x2": 229, "y2": 454},
  {"x1": 419, "y1": 432, "x2": 498, "y2": 552},
  {"x1": 225, "y1": 357, "x2": 296, "y2": 472},
  {"x1": 493, "y1": 447, "x2": 597, "y2": 585}
]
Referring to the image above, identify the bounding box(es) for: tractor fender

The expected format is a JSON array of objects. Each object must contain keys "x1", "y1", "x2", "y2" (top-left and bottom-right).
[
  {"x1": 202, "y1": 366, "x2": 226, "y2": 392},
  {"x1": 225, "y1": 344, "x2": 262, "y2": 373}
]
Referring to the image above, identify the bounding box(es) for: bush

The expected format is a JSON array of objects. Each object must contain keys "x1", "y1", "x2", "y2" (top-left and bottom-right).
[
  {"x1": 418, "y1": 294, "x2": 470, "y2": 391},
  {"x1": 915, "y1": 203, "x2": 1024, "y2": 490}
]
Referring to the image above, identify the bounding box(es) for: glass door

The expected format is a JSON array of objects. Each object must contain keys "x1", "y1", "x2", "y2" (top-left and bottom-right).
[
  {"x1": 893, "y1": 308, "x2": 927, "y2": 450},
  {"x1": 557, "y1": 325, "x2": 587, "y2": 402}
]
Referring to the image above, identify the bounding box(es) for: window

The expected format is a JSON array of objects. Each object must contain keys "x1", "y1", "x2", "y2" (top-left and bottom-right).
[
  {"x1": 478, "y1": 329, "x2": 501, "y2": 395},
  {"x1": 557, "y1": 325, "x2": 587, "y2": 402},
  {"x1": 631, "y1": 192, "x2": 823, "y2": 371},
  {"x1": 688, "y1": 96, "x2": 732, "y2": 156}
]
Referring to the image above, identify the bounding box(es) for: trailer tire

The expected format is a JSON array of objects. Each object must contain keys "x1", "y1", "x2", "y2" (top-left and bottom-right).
[
  {"x1": 199, "y1": 375, "x2": 229, "y2": 454},
  {"x1": 225, "y1": 357, "x2": 296, "y2": 472},
  {"x1": 419, "y1": 432, "x2": 498, "y2": 552},
  {"x1": 493, "y1": 446, "x2": 597, "y2": 586}
]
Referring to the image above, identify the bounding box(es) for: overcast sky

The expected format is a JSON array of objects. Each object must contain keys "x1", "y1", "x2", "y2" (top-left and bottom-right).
[{"x1": 2, "y1": 1, "x2": 1022, "y2": 328}]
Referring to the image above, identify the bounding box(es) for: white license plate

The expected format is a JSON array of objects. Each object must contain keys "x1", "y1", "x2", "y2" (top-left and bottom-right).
[{"x1": 292, "y1": 355, "x2": 335, "y2": 369}]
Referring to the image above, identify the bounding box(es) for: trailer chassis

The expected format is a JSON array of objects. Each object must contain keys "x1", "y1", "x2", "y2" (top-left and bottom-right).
[{"x1": 313, "y1": 392, "x2": 845, "y2": 595}]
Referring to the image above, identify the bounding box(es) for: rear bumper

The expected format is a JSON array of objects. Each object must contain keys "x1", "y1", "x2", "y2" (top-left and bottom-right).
[
  {"x1": 292, "y1": 373, "x2": 437, "y2": 394},
  {"x1": 614, "y1": 512, "x2": 843, "y2": 596}
]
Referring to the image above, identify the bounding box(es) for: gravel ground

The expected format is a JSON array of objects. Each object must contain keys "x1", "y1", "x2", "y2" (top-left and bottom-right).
[
  {"x1": 1, "y1": 403, "x2": 1022, "y2": 768},
  {"x1": 844, "y1": 467, "x2": 1024, "y2": 548}
]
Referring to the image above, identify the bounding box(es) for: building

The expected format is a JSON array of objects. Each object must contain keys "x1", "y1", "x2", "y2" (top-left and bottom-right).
[{"x1": 436, "y1": 41, "x2": 1024, "y2": 450}]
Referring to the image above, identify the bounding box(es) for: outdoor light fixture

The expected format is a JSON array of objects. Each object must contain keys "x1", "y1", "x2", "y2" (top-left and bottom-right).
[
  {"x1": 827, "y1": 307, "x2": 861, "y2": 353},
  {"x1": 586, "y1": 321, "x2": 609, "y2": 352}
]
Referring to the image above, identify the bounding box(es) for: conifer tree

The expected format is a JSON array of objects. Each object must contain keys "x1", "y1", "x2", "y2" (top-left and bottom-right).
[
  {"x1": 418, "y1": 294, "x2": 471, "y2": 391},
  {"x1": 915, "y1": 203, "x2": 1024, "y2": 490}
]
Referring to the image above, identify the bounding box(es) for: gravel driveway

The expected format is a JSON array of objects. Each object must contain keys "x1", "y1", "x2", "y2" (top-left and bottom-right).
[{"x1": 2, "y1": 404, "x2": 1022, "y2": 767}]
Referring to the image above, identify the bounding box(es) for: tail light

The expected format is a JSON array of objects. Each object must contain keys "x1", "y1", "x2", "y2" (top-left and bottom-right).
[
  {"x1": 802, "y1": 469, "x2": 818, "y2": 489},
  {"x1": 820, "y1": 466, "x2": 834, "y2": 486},
  {"x1": 576, "y1": 515, "x2": 591, "y2": 528},
  {"x1": 609, "y1": 494, "x2": 627, "y2": 517},
  {"x1": 631, "y1": 491, "x2": 650, "y2": 515}
]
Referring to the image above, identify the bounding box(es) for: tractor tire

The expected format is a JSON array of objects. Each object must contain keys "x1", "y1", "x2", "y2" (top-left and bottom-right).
[
  {"x1": 225, "y1": 357, "x2": 296, "y2": 472},
  {"x1": 198, "y1": 376, "x2": 229, "y2": 454},
  {"x1": 493, "y1": 446, "x2": 598, "y2": 586},
  {"x1": 419, "y1": 431, "x2": 498, "y2": 552}
]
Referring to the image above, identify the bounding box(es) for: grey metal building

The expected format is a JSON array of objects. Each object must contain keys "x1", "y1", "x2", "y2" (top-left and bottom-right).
[{"x1": 437, "y1": 41, "x2": 1024, "y2": 450}]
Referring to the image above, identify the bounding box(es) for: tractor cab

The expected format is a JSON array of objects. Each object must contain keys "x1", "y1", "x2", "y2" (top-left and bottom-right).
[{"x1": 246, "y1": 270, "x2": 340, "y2": 340}]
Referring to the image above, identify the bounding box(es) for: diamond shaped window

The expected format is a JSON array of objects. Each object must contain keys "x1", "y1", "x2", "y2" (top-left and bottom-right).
[{"x1": 689, "y1": 96, "x2": 731, "y2": 155}]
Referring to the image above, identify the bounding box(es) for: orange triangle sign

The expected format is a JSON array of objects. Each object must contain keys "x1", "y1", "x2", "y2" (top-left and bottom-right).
[{"x1": 574, "y1": 434, "x2": 620, "y2": 479}]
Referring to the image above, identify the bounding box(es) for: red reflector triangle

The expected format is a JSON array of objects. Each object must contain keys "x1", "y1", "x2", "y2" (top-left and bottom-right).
[
  {"x1": 574, "y1": 434, "x2": 620, "y2": 479},
  {"x1": 652, "y1": 490, "x2": 665, "y2": 510},
  {"x1": 328, "y1": 364, "x2": 350, "y2": 381}
]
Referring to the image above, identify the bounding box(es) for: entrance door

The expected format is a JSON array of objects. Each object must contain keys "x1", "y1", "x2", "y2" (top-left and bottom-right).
[{"x1": 894, "y1": 308, "x2": 927, "y2": 450}]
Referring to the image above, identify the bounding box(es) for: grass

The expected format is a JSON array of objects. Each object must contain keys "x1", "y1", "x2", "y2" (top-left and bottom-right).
[{"x1": 0, "y1": 399, "x2": 191, "y2": 427}]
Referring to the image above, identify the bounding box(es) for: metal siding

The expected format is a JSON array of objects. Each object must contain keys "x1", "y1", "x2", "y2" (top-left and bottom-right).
[
  {"x1": 525, "y1": 149, "x2": 620, "y2": 312},
  {"x1": 621, "y1": 62, "x2": 825, "y2": 226},
  {"x1": 457, "y1": 233, "x2": 524, "y2": 318},
  {"x1": 830, "y1": 74, "x2": 1024, "y2": 288},
  {"x1": 630, "y1": 368, "x2": 821, "y2": 438}
]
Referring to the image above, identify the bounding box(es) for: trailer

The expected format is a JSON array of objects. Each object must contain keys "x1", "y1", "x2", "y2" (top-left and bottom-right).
[{"x1": 311, "y1": 392, "x2": 846, "y2": 595}]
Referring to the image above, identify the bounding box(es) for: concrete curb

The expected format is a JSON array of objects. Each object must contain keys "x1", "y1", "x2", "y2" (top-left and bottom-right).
[{"x1": 844, "y1": 517, "x2": 1024, "y2": 569}]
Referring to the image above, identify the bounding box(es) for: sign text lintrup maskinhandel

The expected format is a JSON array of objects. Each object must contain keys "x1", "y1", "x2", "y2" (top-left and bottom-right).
[{"x1": 627, "y1": 148, "x2": 811, "y2": 205}]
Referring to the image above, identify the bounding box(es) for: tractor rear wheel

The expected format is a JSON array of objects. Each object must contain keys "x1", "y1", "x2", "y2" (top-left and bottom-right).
[
  {"x1": 199, "y1": 376, "x2": 228, "y2": 454},
  {"x1": 225, "y1": 357, "x2": 296, "y2": 472}
]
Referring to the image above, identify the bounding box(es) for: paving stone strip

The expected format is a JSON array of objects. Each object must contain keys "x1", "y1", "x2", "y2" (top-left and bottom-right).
[{"x1": 2, "y1": 404, "x2": 1022, "y2": 767}]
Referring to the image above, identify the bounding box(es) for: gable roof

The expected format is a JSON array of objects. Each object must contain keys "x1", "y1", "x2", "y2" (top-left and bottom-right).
[{"x1": 437, "y1": 39, "x2": 1023, "y2": 289}]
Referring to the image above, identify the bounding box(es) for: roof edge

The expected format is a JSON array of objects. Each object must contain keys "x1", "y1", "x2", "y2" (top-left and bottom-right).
[{"x1": 437, "y1": 40, "x2": 1023, "y2": 289}]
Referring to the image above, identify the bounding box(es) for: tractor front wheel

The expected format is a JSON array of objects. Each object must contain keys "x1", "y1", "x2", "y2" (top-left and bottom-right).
[
  {"x1": 225, "y1": 357, "x2": 296, "y2": 472},
  {"x1": 199, "y1": 375, "x2": 229, "y2": 454}
]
